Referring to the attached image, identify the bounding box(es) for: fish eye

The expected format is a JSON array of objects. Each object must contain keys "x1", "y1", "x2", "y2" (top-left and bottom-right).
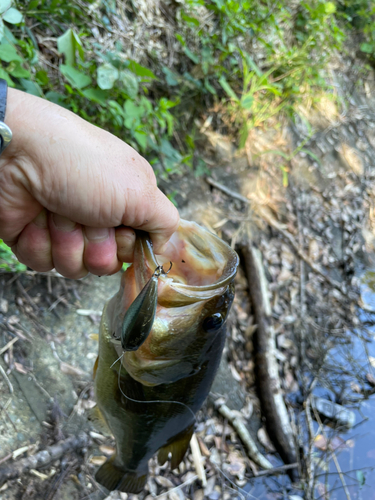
[{"x1": 203, "y1": 313, "x2": 224, "y2": 333}]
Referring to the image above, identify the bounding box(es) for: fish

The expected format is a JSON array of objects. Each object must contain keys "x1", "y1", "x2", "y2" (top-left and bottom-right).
[{"x1": 91, "y1": 219, "x2": 239, "y2": 493}]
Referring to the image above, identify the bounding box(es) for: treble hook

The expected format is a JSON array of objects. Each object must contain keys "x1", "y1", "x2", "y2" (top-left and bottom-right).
[{"x1": 154, "y1": 261, "x2": 173, "y2": 277}]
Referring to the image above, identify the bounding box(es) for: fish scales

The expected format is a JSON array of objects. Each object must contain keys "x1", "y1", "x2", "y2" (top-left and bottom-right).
[{"x1": 92, "y1": 220, "x2": 239, "y2": 493}]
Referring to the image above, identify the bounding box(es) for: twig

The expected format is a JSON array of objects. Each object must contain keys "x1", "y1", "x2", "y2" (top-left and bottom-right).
[
  {"x1": 206, "y1": 177, "x2": 344, "y2": 293},
  {"x1": 0, "y1": 432, "x2": 90, "y2": 485},
  {"x1": 16, "y1": 281, "x2": 39, "y2": 312},
  {"x1": 0, "y1": 362, "x2": 13, "y2": 415},
  {"x1": 44, "y1": 461, "x2": 76, "y2": 500},
  {"x1": 0, "y1": 453, "x2": 12, "y2": 466},
  {"x1": 190, "y1": 433, "x2": 207, "y2": 486},
  {"x1": 256, "y1": 462, "x2": 299, "y2": 477},
  {"x1": 207, "y1": 177, "x2": 250, "y2": 205},
  {"x1": 217, "y1": 403, "x2": 273, "y2": 470},
  {"x1": 240, "y1": 244, "x2": 299, "y2": 481},
  {"x1": 312, "y1": 407, "x2": 352, "y2": 500},
  {"x1": 154, "y1": 474, "x2": 198, "y2": 499},
  {"x1": 305, "y1": 395, "x2": 317, "y2": 497},
  {"x1": 0, "y1": 337, "x2": 18, "y2": 356}
]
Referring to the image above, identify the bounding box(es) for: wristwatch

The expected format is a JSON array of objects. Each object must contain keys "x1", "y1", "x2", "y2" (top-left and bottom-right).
[{"x1": 0, "y1": 78, "x2": 12, "y2": 155}]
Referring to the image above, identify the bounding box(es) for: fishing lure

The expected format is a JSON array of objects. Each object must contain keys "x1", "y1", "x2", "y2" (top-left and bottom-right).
[{"x1": 116, "y1": 262, "x2": 172, "y2": 352}]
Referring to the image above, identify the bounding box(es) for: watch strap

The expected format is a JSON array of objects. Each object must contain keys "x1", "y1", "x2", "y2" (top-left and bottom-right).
[
  {"x1": 0, "y1": 79, "x2": 7, "y2": 122},
  {"x1": 0, "y1": 78, "x2": 12, "y2": 155}
]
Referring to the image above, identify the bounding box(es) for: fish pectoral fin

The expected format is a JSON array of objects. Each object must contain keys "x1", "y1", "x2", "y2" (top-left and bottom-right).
[
  {"x1": 157, "y1": 423, "x2": 194, "y2": 470},
  {"x1": 93, "y1": 356, "x2": 99, "y2": 380},
  {"x1": 95, "y1": 455, "x2": 147, "y2": 494},
  {"x1": 87, "y1": 405, "x2": 112, "y2": 436}
]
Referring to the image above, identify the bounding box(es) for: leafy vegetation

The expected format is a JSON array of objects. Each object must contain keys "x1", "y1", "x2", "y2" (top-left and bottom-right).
[
  {"x1": 0, "y1": 239, "x2": 26, "y2": 272},
  {"x1": 0, "y1": 0, "x2": 373, "y2": 272},
  {"x1": 0, "y1": 0, "x2": 370, "y2": 169}
]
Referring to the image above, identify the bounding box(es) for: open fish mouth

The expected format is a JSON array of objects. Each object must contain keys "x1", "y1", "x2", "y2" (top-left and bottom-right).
[{"x1": 133, "y1": 219, "x2": 239, "y2": 306}]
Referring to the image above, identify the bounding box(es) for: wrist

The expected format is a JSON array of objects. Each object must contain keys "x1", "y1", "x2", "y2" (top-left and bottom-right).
[{"x1": 0, "y1": 88, "x2": 36, "y2": 161}]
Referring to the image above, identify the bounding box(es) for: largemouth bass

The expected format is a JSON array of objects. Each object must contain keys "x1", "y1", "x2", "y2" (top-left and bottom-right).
[{"x1": 92, "y1": 220, "x2": 239, "y2": 493}]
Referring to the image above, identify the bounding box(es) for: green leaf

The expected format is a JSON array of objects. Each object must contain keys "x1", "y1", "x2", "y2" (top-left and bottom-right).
[
  {"x1": 360, "y1": 43, "x2": 374, "y2": 54},
  {"x1": 20, "y1": 78, "x2": 42, "y2": 96},
  {"x1": 162, "y1": 67, "x2": 179, "y2": 86},
  {"x1": 204, "y1": 79, "x2": 217, "y2": 95},
  {"x1": 124, "y1": 99, "x2": 144, "y2": 119},
  {"x1": 183, "y1": 46, "x2": 199, "y2": 64},
  {"x1": 219, "y1": 76, "x2": 239, "y2": 101},
  {"x1": 128, "y1": 60, "x2": 156, "y2": 80},
  {"x1": 97, "y1": 63, "x2": 119, "y2": 90},
  {"x1": 241, "y1": 93, "x2": 254, "y2": 109},
  {"x1": 108, "y1": 100, "x2": 124, "y2": 116},
  {"x1": 0, "y1": 239, "x2": 26, "y2": 272},
  {"x1": 2, "y1": 7, "x2": 23, "y2": 24},
  {"x1": 0, "y1": 43, "x2": 22, "y2": 62},
  {"x1": 159, "y1": 97, "x2": 178, "y2": 110},
  {"x1": 181, "y1": 11, "x2": 200, "y2": 26},
  {"x1": 60, "y1": 64, "x2": 91, "y2": 89},
  {"x1": 57, "y1": 28, "x2": 84, "y2": 66},
  {"x1": 175, "y1": 34, "x2": 185, "y2": 46},
  {"x1": 45, "y1": 91, "x2": 66, "y2": 105},
  {"x1": 2, "y1": 25, "x2": 16, "y2": 44},
  {"x1": 8, "y1": 61, "x2": 30, "y2": 78},
  {"x1": 0, "y1": 67, "x2": 13, "y2": 86},
  {"x1": 300, "y1": 148, "x2": 321, "y2": 166},
  {"x1": 119, "y1": 69, "x2": 138, "y2": 99},
  {"x1": 81, "y1": 87, "x2": 107, "y2": 104},
  {"x1": 0, "y1": 0, "x2": 11, "y2": 15},
  {"x1": 134, "y1": 131, "x2": 147, "y2": 150},
  {"x1": 35, "y1": 69, "x2": 49, "y2": 86},
  {"x1": 324, "y1": 2, "x2": 336, "y2": 14},
  {"x1": 239, "y1": 122, "x2": 249, "y2": 148}
]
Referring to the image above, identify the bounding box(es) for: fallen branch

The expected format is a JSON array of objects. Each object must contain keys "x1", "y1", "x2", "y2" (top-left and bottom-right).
[
  {"x1": 0, "y1": 432, "x2": 90, "y2": 485},
  {"x1": 217, "y1": 403, "x2": 273, "y2": 470},
  {"x1": 206, "y1": 177, "x2": 343, "y2": 294},
  {"x1": 240, "y1": 244, "x2": 299, "y2": 482}
]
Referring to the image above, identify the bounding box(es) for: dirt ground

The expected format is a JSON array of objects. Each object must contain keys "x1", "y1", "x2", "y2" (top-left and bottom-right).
[{"x1": 2, "y1": 72, "x2": 375, "y2": 500}]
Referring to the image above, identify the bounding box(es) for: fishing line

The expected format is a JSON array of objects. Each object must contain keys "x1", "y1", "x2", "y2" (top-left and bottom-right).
[{"x1": 114, "y1": 355, "x2": 197, "y2": 423}]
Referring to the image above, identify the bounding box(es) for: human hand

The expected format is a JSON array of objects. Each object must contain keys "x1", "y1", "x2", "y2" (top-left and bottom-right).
[{"x1": 0, "y1": 89, "x2": 179, "y2": 279}]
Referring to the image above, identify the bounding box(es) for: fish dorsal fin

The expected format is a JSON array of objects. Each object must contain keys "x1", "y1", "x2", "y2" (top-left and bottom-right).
[
  {"x1": 87, "y1": 405, "x2": 112, "y2": 436},
  {"x1": 157, "y1": 423, "x2": 194, "y2": 470}
]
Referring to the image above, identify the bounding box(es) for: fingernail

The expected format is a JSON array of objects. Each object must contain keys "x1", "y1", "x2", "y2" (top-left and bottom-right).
[
  {"x1": 53, "y1": 214, "x2": 77, "y2": 231},
  {"x1": 85, "y1": 227, "x2": 109, "y2": 241},
  {"x1": 33, "y1": 210, "x2": 47, "y2": 228}
]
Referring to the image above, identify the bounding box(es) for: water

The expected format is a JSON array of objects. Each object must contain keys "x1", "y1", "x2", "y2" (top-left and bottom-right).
[{"x1": 237, "y1": 268, "x2": 375, "y2": 500}]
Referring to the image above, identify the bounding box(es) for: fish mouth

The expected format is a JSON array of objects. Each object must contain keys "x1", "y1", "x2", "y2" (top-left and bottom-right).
[{"x1": 134, "y1": 220, "x2": 239, "y2": 305}]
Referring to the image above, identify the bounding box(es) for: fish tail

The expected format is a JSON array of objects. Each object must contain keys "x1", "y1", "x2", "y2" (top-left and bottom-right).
[{"x1": 95, "y1": 455, "x2": 147, "y2": 493}]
